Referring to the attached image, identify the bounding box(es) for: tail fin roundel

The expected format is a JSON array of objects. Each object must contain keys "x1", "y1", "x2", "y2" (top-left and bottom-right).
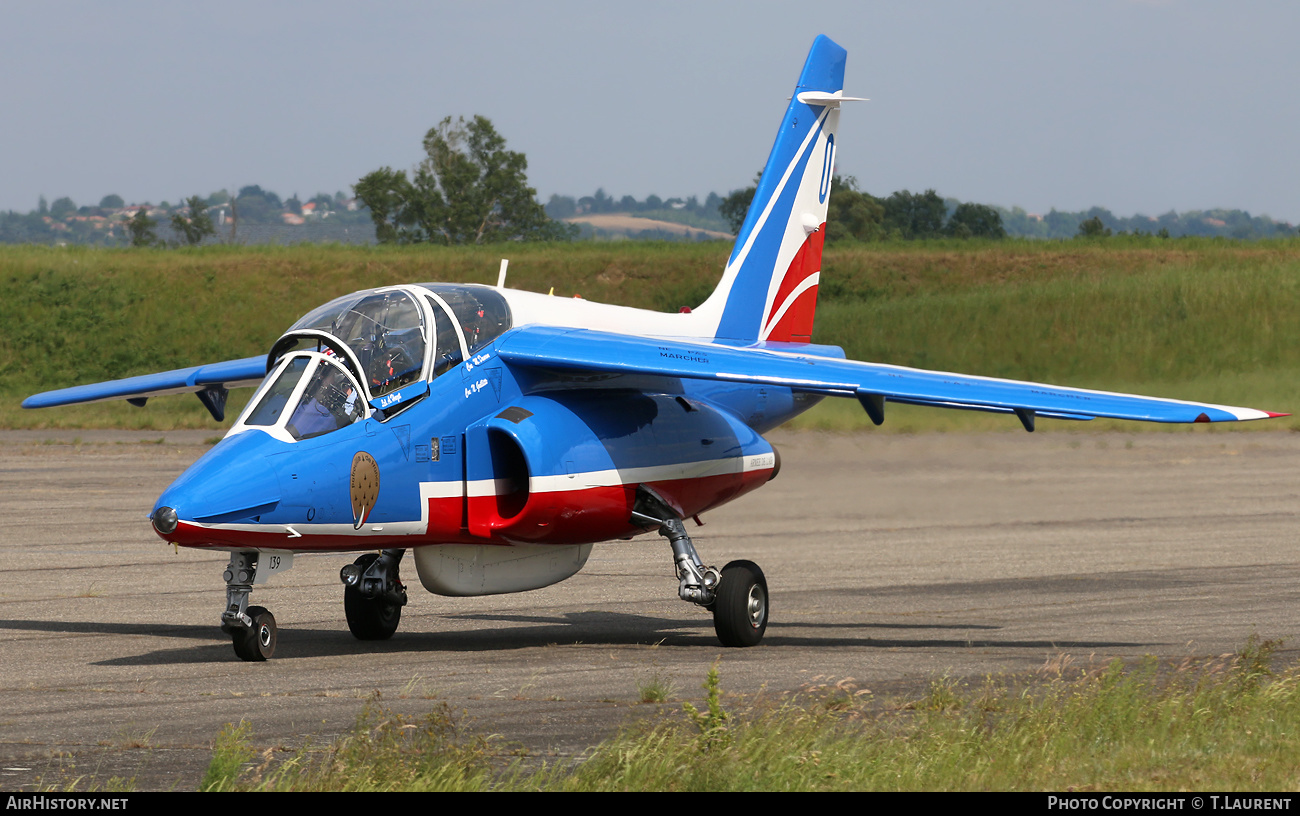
[{"x1": 696, "y1": 35, "x2": 860, "y2": 344}]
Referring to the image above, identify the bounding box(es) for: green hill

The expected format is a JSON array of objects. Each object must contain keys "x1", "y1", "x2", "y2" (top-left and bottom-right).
[{"x1": 5, "y1": 239, "x2": 1297, "y2": 431}]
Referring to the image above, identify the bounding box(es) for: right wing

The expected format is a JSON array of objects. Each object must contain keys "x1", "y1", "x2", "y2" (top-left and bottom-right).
[{"x1": 495, "y1": 327, "x2": 1285, "y2": 428}]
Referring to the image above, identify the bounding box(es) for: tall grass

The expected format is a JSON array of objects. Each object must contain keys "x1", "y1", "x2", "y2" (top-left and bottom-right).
[
  {"x1": 540, "y1": 641, "x2": 1297, "y2": 791},
  {"x1": 800, "y1": 249, "x2": 1300, "y2": 430},
  {"x1": 6, "y1": 239, "x2": 1299, "y2": 430},
  {"x1": 818, "y1": 253, "x2": 1300, "y2": 384},
  {"x1": 201, "y1": 699, "x2": 495, "y2": 792},
  {"x1": 203, "y1": 638, "x2": 1300, "y2": 791}
]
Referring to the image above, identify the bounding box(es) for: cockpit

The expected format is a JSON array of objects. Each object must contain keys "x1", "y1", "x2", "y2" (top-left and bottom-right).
[{"x1": 229, "y1": 284, "x2": 511, "y2": 443}]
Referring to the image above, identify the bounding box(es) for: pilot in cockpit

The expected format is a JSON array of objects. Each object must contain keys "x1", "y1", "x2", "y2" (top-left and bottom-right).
[{"x1": 287, "y1": 365, "x2": 360, "y2": 440}]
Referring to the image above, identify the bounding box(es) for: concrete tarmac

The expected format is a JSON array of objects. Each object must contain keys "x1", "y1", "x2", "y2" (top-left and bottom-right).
[{"x1": 0, "y1": 428, "x2": 1296, "y2": 790}]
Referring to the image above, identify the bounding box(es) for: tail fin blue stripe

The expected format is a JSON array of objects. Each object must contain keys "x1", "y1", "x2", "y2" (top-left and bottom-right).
[
  {"x1": 706, "y1": 35, "x2": 848, "y2": 342},
  {"x1": 716, "y1": 111, "x2": 829, "y2": 340}
]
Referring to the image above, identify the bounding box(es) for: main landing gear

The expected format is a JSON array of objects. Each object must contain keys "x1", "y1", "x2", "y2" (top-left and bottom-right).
[
  {"x1": 339, "y1": 549, "x2": 408, "y2": 640},
  {"x1": 633, "y1": 486, "x2": 769, "y2": 647}
]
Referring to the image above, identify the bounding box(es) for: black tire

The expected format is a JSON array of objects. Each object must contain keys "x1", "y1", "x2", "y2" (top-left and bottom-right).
[
  {"x1": 712, "y1": 560, "x2": 768, "y2": 647},
  {"x1": 232, "y1": 606, "x2": 276, "y2": 661},
  {"x1": 344, "y1": 554, "x2": 402, "y2": 640}
]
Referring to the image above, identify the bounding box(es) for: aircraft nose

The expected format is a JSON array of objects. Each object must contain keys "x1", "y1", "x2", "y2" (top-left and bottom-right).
[{"x1": 151, "y1": 431, "x2": 284, "y2": 543}]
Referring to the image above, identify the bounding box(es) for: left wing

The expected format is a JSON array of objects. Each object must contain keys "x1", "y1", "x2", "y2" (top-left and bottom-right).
[
  {"x1": 22, "y1": 356, "x2": 267, "y2": 421},
  {"x1": 496, "y1": 326, "x2": 1284, "y2": 428}
]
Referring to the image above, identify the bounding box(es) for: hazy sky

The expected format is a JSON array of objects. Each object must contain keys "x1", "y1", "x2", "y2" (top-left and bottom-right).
[{"x1": 3, "y1": 1, "x2": 1298, "y2": 222}]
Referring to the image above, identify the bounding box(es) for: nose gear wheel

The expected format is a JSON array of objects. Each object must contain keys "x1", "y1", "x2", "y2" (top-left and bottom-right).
[{"x1": 231, "y1": 606, "x2": 277, "y2": 661}]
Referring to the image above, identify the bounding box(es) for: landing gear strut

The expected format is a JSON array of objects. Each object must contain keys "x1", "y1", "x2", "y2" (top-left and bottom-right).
[
  {"x1": 221, "y1": 552, "x2": 277, "y2": 661},
  {"x1": 340, "y1": 550, "x2": 407, "y2": 640},
  {"x1": 633, "y1": 486, "x2": 768, "y2": 647}
]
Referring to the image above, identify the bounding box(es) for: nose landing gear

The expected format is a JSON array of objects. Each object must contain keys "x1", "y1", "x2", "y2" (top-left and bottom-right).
[
  {"x1": 221, "y1": 552, "x2": 278, "y2": 662},
  {"x1": 218, "y1": 548, "x2": 409, "y2": 661}
]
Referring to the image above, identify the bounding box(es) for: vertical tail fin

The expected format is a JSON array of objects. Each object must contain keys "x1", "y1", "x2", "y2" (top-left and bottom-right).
[{"x1": 696, "y1": 35, "x2": 860, "y2": 344}]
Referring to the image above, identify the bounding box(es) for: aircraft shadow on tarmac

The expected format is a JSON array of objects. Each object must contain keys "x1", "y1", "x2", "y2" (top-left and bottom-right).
[{"x1": 0, "y1": 612, "x2": 1148, "y2": 666}]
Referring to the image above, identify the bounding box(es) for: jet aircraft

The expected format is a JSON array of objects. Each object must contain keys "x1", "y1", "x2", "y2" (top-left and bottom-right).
[{"x1": 24, "y1": 35, "x2": 1285, "y2": 660}]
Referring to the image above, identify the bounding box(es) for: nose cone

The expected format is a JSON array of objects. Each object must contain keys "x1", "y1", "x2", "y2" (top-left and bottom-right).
[
  {"x1": 152, "y1": 430, "x2": 283, "y2": 544},
  {"x1": 152, "y1": 505, "x2": 178, "y2": 535}
]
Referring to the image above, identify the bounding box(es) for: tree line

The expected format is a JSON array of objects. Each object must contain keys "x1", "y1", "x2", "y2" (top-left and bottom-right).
[
  {"x1": 716, "y1": 175, "x2": 1008, "y2": 241},
  {"x1": 720, "y1": 177, "x2": 1296, "y2": 242},
  {"x1": 4, "y1": 112, "x2": 1294, "y2": 246},
  {"x1": 1001, "y1": 205, "x2": 1296, "y2": 240},
  {"x1": 0, "y1": 187, "x2": 371, "y2": 246}
]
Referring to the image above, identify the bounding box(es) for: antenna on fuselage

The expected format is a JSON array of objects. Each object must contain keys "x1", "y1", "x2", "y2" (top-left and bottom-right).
[{"x1": 497, "y1": 259, "x2": 509, "y2": 289}]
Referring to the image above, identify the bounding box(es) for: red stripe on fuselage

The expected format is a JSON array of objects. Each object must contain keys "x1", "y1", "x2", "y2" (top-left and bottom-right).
[
  {"x1": 468, "y1": 467, "x2": 772, "y2": 544},
  {"x1": 159, "y1": 467, "x2": 774, "y2": 551}
]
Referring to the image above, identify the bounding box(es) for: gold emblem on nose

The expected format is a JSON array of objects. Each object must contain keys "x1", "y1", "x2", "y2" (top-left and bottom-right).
[{"x1": 350, "y1": 451, "x2": 380, "y2": 530}]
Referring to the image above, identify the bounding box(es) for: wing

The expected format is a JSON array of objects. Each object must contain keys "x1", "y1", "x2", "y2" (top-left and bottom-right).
[
  {"x1": 496, "y1": 327, "x2": 1284, "y2": 428},
  {"x1": 22, "y1": 356, "x2": 267, "y2": 422}
]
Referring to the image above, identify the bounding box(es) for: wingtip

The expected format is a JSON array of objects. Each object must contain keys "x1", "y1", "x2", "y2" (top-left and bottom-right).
[{"x1": 1266, "y1": 411, "x2": 1291, "y2": 418}]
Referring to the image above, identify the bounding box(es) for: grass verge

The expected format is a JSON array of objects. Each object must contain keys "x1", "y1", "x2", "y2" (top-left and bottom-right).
[
  {"x1": 6, "y1": 240, "x2": 1298, "y2": 431},
  {"x1": 199, "y1": 638, "x2": 1298, "y2": 792}
]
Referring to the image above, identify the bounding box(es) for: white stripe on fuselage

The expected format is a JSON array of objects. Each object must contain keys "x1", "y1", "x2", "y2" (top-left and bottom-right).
[
  {"x1": 180, "y1": 453, "x2": 774, "y2": 545},
  {"x1": 466, "y1": 452, "x2": 776, "y2": 497}
]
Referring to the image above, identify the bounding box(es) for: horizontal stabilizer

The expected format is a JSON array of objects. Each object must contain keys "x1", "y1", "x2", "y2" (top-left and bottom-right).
[{"x1": 795, "y1": 91, "x2": 868, "y2": 107}]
